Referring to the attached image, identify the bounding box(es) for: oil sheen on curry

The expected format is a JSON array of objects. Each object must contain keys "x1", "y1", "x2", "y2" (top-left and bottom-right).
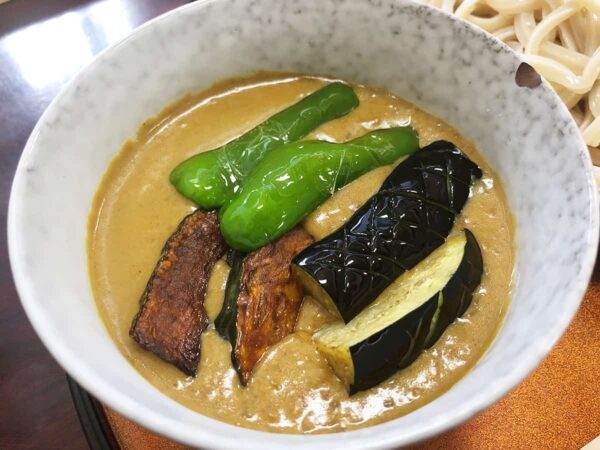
[{"x1": 88, "y1": 73, "x2": 514, "y2": 433}]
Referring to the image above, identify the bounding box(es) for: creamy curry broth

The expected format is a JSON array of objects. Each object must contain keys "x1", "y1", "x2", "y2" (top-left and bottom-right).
[{"x1": 88, "y1": 73, "x2": 514, "y2": 433}]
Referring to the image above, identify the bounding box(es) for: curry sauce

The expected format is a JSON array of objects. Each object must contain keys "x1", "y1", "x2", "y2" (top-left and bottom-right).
[{"x1": 88, "y1": 73, "x2": 515, "y2": 433}]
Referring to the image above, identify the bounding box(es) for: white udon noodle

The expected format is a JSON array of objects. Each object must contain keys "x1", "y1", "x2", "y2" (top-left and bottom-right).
[{"x1": 417, "y1": 0, "x2": 600, "y2": 157}]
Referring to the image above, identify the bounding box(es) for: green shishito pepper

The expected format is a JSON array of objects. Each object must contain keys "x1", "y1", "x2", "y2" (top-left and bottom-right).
[
  {"x1": 219, "y1": 127, "x2": 419, "y2": 251},
  {"x1": 169, "y1": 82, "x2": 359, "y2": 209}
]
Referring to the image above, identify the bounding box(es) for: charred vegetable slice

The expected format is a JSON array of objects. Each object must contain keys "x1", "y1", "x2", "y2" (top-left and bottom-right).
[
  {"x1": 234, "y1": 229, "x2": 314, "y2": 385},
  {"x1": 314, "y1": 230, "x2": 483, "y2": 393},
  {"x1": 294, "y1": 140, "x2": 482, "y2": 322},
  {"x1": 130, "y1": 209, "x2": 227, "y2": 376}
]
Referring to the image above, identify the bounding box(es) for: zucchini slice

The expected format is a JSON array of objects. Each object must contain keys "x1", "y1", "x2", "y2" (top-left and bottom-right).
[
  {"x1": 294, "y1": 141, "x2": 482, "y2": 322},
  {"x1": 314, "y1": 230, "x2": 483, "y2": 393},
  {"x1": 130, "y1": 209, "x2": 227, "y2": 376}
]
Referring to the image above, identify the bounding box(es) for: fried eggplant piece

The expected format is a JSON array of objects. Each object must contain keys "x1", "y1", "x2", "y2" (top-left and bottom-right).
[
  {"x1": 130, "y1": 209, "x2": 227, "y2": 376},
  {"x1": 294, "y1": 140, "x2": 483, "y2": 322},
  {"x1": 234, "y1": 228, "x2": 314, "y2": 385},
  {"x1": 314, "y1": 231, "x2": 483, "y2": 393}
]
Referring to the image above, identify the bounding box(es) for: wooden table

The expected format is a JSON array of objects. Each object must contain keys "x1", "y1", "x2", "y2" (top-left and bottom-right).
[
  {"x1": 1, "y1": 1, "x2": 598, "y2": 449},
  {"x1": 0, "y1": 2, "x2": 188, "y2": 448}
]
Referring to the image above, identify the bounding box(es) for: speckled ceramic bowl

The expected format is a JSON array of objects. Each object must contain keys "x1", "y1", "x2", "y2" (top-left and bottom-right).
[{"x1": 8, "y1": 0, "x2": 598, "y2": 449}]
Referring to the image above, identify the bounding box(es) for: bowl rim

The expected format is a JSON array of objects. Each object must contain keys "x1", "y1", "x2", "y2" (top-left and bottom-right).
[{"x1": 8, "y1": 0, "x2": 599, "y2": 449}]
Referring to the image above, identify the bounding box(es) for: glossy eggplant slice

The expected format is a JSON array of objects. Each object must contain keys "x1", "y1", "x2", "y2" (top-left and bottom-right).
[
  {"x1": 130, "y1": 209, "x2": 227, "y2": 376},
  {"x1": 294, "y1": 141, "x2": 482, "y2": 322},
  {"x1": 314, "y1": 231, "x2": 483, "y2": 393},
  {"x1": 234, "y1": 229, "x2": 314, "y2": 385}
]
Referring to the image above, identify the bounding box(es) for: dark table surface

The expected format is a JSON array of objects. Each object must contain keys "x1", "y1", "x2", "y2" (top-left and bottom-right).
[{"x1": 0, "y1": 1, "x2": 188, "y2": 448}]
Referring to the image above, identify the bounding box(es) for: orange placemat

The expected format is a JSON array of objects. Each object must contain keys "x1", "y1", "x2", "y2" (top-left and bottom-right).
[{"x1": 103, "y1": 268, "x2": 600, "y2": 450}]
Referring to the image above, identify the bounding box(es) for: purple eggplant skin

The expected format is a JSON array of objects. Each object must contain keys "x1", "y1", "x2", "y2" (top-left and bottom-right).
[
  {"x1": 349, "y1": 297, "x2": 438, "y2": 394},
  {"x1": 349, "y1": 229, "x2": 483, "y2": 394},
  {"x1": 294, "y1": 141, "x2": 483, "y2": 323}
]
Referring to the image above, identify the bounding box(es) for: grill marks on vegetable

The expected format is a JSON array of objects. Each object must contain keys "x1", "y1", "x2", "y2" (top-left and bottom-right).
[
  {"x1": 129, "y1": 210, "x2": 227, "y2": 376},
  {"x1": 294, "y1": 141, "x2": 483, "y2": 323}
]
